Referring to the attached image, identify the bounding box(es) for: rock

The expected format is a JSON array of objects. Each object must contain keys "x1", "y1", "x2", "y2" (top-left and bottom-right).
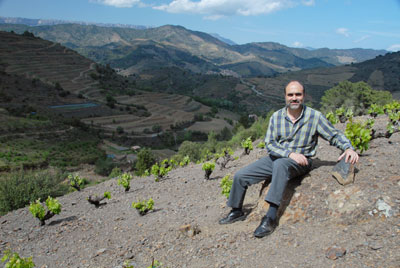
[
  {"x1": 376, "y1": 199, "x2": 394, "y2": 217},
  {"x1": 325, "y1": 246, "x2": 346, "y2": 260},
  {"x1": 179, "y1": 224, "x2": 201, "y2": 237},
  {"x1": 369, "y1": 243, "x2": 383, "y2": 250},
  {"x1": 95, "y1": 248, "x2": 107, "y2": 256}
]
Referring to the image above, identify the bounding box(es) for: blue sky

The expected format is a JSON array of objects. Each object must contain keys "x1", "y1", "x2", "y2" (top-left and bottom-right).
[{"x1": 0, "y1": 0, "x2": 399, "y2": 51}]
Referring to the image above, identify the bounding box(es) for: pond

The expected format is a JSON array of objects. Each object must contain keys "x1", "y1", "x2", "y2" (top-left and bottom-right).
[{"x1": 49, "y1": 103, "x2": 98, "y2": 110}]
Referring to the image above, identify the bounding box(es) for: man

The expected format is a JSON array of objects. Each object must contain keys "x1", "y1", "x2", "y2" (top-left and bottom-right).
[{"x1": 219, "y1": 81, "x2": 359, "y2": 238}]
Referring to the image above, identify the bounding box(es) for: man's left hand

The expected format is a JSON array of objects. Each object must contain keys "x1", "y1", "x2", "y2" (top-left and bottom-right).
[{"x1": 338, "y1": 149, "x2": 359, "y2": 165}]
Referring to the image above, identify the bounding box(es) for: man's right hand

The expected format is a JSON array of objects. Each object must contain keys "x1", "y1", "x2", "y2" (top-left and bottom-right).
[{"x1": 289, "y1": 152, "x2": 308, "y2": 166}]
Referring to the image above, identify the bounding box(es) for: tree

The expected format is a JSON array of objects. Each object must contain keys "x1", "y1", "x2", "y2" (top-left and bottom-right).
[
  {"x1": 321, "y1": 81, "x2": 392, "y2": 115},
  {"x1": 177, "y1": 141, "x2": 202, "y2": 162},
  {"x1": 152, "y1": 124, "x2": 162, "y2": 133},
  {"x1": 135, "y1": 148, "x2": 155, "y2": 176}
]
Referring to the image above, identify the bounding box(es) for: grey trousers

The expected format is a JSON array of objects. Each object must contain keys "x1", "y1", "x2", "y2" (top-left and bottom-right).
[{"x1": 227, "y1": 155, "x2": 312, "y2": 208}]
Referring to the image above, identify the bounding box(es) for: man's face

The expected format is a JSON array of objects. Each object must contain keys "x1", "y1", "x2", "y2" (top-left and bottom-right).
[{"x1": 285, "y1": 83, "x2": 305, "y2": 111}]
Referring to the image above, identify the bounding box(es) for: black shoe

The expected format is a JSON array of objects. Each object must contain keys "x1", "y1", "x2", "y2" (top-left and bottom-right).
[
  {"x1": 219, "y1": 210, "x2": 245, "y2": 225},
  {"x1": 253, "y1": 216, "x2": 277, "y2": 238}
]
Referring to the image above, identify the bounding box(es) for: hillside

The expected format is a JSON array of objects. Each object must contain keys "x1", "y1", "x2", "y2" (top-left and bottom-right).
[
  {"x1": 0, "y1": 30, "x2": 239, "y2": 150},
  {"x1": 0, "y1": 116, "x2": 399, "y2": 267},
  {"x1": 0, "y1": 23, "x2": 386, "y2": 77},
  {"x1": 246, "y1": 51, "x2": 400, "y2": 109}
]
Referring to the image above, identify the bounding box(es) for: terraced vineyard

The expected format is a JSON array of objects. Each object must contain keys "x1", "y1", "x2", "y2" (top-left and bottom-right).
[
  {"x1": 0, "y1": 30, "x2": 238, "y2": 140},
  {"x1": 83, "y1": 92, "x2": 218, "y2": 134},
  {"x1": 0, "y1": 31, "x2": 100, "y2": 98}
]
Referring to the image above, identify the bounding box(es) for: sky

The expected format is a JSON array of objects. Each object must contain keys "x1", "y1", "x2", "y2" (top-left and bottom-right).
[{"x1": 0, "y1": 0, "x2": 399, "y2": 51}]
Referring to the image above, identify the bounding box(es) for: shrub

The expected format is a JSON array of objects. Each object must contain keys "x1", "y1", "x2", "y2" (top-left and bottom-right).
[
  {"x1": 109, "y1": 167, "x2": 122, "y2": 178},
  {"x1": 29, "y1": 196, "x2": 62, "y2": 226},
  {"x1": 116, "y1": 126, "x2": 124, "y2": 134},
  {"x1": 321, "y1": 81, "x2": 392, "y2": 115},
  {"x1": 95, "y1": 157, "x2": 115, "y2": 176},
  {"x1": 176, "y1": 141, "x2": 202, "y2": 163},
  {"x1": 220, "y1": 174, "x2": 233, "y2": 198},
  {"x1": 135, "y1": 148, "x2": 156, "y2": 176},
  {"x1": 1, "y1": 250, "x2": 35, "y2": 268},
  {"x1": 0, "y1": 169, "x2": 68, "y2": 216}
]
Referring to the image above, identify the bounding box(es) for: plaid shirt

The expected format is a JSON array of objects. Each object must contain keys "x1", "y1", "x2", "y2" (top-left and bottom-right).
[{"x1": 265, "y1": 105, "x2": 353, "y2": 158}]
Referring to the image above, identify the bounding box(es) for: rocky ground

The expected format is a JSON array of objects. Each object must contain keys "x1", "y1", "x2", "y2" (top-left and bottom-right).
[{"x1": 0, "y1": 115, "x2": 399, "y2": 268}]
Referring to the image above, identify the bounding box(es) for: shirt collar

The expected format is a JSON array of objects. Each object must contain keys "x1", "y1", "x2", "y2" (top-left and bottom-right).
[{"x1": 284, "y1": 105, "x2": 305, "y2": 123}]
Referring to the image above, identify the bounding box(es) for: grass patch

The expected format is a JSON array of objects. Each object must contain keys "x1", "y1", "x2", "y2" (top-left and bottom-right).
[{"x1": 0, "y1": 130, "x2": 104, "y2": 170}]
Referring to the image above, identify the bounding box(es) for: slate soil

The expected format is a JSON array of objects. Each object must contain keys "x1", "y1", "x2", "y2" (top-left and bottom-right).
[{"x1": 0, "y1": 115, "x2": 399, "y2": 268}]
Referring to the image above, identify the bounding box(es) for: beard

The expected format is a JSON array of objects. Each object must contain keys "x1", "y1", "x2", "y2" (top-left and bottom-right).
[{"x1": 286, "y1": 101, "x2": 302, "y2": 110}]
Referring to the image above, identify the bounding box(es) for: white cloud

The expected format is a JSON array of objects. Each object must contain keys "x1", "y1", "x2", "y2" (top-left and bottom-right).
[
  {"x1": 90, "y1": 0, "x2": 142, "y2": 8},
  {"x1": 387, "y1": 44, "x2": 400, "y2": 52},
  {"x1": 336, "y1": 28, "x2": 350, "y2": 37},
  {"x1": 353, "y1": 35, "x2": 370, "y2": 43},
  {"x1": 302, "y1": 0, "x2": 315, "y2": 6},
  {"x1": 292, "y1": 41, "x2": 303, "y2": 47},
  {"x1": 153, "y1": 0, "x2": 312, "y2": 18}
]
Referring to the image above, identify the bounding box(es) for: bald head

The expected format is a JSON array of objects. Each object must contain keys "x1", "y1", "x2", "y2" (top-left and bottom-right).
[{"x1": 285, "y1": 81, "x2": 305, "y2": 95}]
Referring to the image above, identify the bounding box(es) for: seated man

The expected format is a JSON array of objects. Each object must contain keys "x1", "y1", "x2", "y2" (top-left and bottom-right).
[{"x1": 219, "y1": 81, "x2": 359, "y2": 238}]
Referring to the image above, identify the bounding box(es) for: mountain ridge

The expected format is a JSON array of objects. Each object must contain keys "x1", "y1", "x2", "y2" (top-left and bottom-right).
[{"x1": 0, "y1": 22, "x2": 387, "y2": 77}]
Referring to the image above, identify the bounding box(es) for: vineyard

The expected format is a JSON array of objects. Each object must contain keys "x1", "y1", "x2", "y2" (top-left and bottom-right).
[{"x1": 82, "y1": 92, "x2": 236, "y2": 135}]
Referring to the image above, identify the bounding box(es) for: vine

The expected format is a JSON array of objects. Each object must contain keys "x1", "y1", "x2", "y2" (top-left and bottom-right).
[{"x1": 29, "y1": 196, "x2": 62, "y2": 226}]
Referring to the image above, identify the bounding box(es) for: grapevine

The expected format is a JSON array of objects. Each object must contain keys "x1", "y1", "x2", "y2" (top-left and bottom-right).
[
  {"x1": 132, "y1": 198, "x2": 154, "y2": 215},
  {"x1": 344, "y1": 119, "x2": 372, "y2": 154},
  {"x1": 29, "y1": 196, "x2": 62, "y2": 226},
  {"x1": 220, "y1": 174, "x2": 233, "y2": 198},
  {"x1": 68, "y1": 174, "x2": 85, "y2": 191},
  {"x1": 117, "y1": 172, "x2": 132, "y2": 192},
  {"x1": 88, "y1": 191, "x2": 111, "y2": 208},
  {"x1": 1, "y1": 250, "x2": 35, "y2": 268},
  {"x1": 202, "y1": 162, "x2": 215, "y2": 180},
  {"x1": 241, "y1": 137, "x2": 253, "y2": 155}
]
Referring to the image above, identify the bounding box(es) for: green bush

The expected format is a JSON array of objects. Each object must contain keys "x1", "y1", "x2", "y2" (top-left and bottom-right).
[
  {"x1": 176, "y1": 141, "x2": 203, "y2": 163},
  {"x1": 0, "y1": 169, "x2": 68, "y2": 215},
  {"x1": 321, "y1": 81, "x2": 393, "y2": 115},
  {"x1": 109, "y1": 167, "x2": 122, "y2": 178},
  {"x1": 135, "y1": 148, "x2": 156, "y2": 176},
  {"x1": 95, "y1": 157, "x2": 115, "y2": 176}
]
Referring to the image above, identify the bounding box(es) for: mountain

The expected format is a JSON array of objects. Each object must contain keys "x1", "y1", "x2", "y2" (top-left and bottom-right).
[
  {"x1": 0, "y1": 16, "x2": 148, "y2": 29},
  {"x1": 0, "y1": 21, "x2": 387, "y2": 77},
  {"x1": 210, "y1": 33, "x2": 237, "y2": 45},
  {"x1": 246, "y1": 50, "x2": 400, "y2": 109}
]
